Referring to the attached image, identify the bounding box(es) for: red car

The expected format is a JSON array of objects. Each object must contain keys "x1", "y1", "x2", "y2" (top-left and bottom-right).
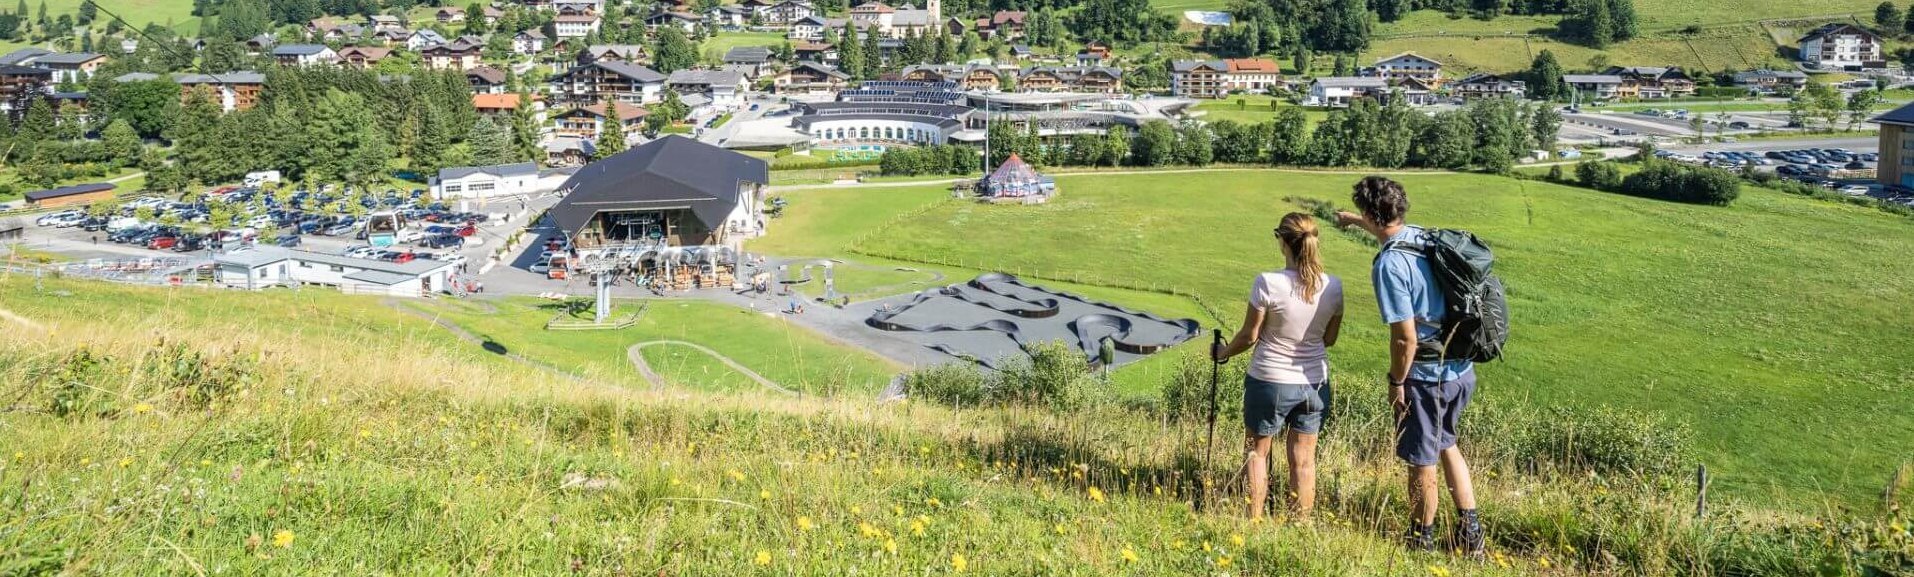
[
  {"x1": 147, "y1": 236, "x2": 178, "y2": 250},
  {"x1": 454, "y1": 225, "x2": 476, "y2": 237}
]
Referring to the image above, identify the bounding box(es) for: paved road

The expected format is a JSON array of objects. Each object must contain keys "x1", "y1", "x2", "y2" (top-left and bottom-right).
[{"x1": 1660, "y1": 136, "x2": 1876, "y2": 154}]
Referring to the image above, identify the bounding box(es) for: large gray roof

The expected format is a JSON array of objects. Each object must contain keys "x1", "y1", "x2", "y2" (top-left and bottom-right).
[
  {"x1": 273, "y1": 44, "x2": 331, "y2": 56},
  {"x1": 0, "y1": 47, "x2": 51, "y2": 66},
  {"x1": 32, "y1": 52, "x2": 103, "y2": 65},
  {"x1": 585, "y1": 60, "x2": 666, "y2": 82},
  {"x1": 667, "y1": 68, "x2": 746, "y2": 86},
  {"x1": 177, "y1": 71, "x2": 267, "y2": 84},
  {"x1": 551, "y1": 136, "x2": 768, "y2": 237},
  {"x1": 1872, "y1": 100, "x2": 1914, "y2": 127},
  {"x1": 724, "y1": 46, "x2": 772, "y2": 63}
]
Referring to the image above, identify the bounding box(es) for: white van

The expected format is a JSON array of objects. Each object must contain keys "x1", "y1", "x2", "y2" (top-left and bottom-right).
[{"x1": 244, "y1": 171, "x2": 282, "y2": 187}]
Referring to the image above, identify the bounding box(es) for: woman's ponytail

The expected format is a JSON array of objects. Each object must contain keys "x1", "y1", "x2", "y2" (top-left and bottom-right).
[{"x1": 1277, "y1": 212, "x2": 1324, "y2": 304}]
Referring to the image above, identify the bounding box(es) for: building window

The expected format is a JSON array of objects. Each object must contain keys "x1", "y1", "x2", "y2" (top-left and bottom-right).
[
  {"x1": 469, "y1": 182, "x2": 496, "y2": 192},
  {"x1": 330, "y1": 265, "x2": 344, "y2": 272}
]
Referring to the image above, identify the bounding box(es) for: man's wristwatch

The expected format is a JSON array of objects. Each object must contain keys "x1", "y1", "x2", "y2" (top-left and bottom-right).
[{"x1": 1387, "y1": 375, "x2": 1407, "y2": 388}]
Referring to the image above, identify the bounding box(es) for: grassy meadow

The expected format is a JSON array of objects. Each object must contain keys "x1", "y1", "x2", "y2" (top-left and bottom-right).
[
  {"x1": 397, "y1": 297, "x2": 901, "y2": 395},
  {"x1": 7, "y1": 269, "x2": 1910, "y2": 574},
  {"x1": 849, "y1": 170, "x2": 1914, "y2": 508}
]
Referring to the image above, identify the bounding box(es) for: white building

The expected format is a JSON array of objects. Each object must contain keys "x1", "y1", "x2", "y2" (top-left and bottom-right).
[
  {"x1": 430, "y1": 162, "x2": 543, "y2": 199},
  {"x1": 212, "y1": 247, "x2": 459, "y2": 297},
  {"x1": 271, "y1": 44, "x2": 338, "y2": 67},
  {"x1": 554, "y1": 14, "x2": 603, "y2": 38},
  {"x1": 666, "y1": 69, "x2": 748, "y2": 109},
  {"x1": 1368, "y1": 52, "x2": 1442, "y2": 83},
  {"x1": 1306, "y1": 77, "x2": 1388, "y2": 107},
  {"x1": 1564, "y1": 74, "x2": 1623, "y2": 100},
  {"x1": 1797, "y1": 23, "x2": 1884, "y2": 70},
  {"x1": 513, "y1": 30, "x2": 548, "y2": 55}
]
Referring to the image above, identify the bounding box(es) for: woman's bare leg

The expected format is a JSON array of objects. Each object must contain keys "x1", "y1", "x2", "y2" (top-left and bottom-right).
[
  {"x1": 1245, "y1": 432, "x2": 1274, "y2": 520},
  {"x1": 1286, "y1": 430, "x2": 1319, "y2": 518}
]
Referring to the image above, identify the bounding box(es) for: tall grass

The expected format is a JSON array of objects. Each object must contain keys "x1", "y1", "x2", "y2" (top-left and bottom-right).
[{"x1": 1, "y1": 277, "x2": 1908, "y2": 574}]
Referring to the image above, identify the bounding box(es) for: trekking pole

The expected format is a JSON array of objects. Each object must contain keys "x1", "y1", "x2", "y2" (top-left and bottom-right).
[{"x1": 1197, "y1": 328, "x2": 1223, "y2": 513}]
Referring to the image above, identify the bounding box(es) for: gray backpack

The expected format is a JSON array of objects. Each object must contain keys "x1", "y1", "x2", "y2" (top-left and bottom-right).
[{"x1": 1379, "y1": 229, "x2": 1509, "y2": 364}]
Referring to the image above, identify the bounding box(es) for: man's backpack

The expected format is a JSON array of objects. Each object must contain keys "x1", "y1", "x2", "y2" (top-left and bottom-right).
[{"x1": 1380, "y1": 229, "x2": 1509, "y2": 364}]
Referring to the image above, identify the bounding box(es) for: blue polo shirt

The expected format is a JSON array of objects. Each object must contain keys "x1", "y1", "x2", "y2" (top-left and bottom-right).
[{"x1": 1373, "y1": 226, "x2": 1474, "y2": 383}]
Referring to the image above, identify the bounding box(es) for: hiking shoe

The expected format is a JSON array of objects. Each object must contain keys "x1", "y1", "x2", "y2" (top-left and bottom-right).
[
  {"x1": 1453, "y1": 510, "x2": 1486, "y2": 559},
  {"x1": 1404, "y1": 524, "x2": 1437, "y2": 552}
]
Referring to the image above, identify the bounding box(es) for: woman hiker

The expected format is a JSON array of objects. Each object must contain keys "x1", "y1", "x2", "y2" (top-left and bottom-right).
[{"x1": 1212, "y1": 212, "x2": 1345, "y2": 522}]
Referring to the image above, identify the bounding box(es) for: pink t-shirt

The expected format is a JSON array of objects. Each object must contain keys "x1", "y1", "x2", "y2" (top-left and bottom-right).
[{"x1": 1247, "y1": 270, "x2": 1343, "y2": 385}]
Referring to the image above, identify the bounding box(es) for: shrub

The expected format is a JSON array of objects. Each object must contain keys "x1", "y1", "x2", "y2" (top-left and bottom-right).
[
  {"x1": 1158, "y1": 351, "x2": 1247, "y2": 423},
  {"x1": 1575, "y1": 160, "x2": 1623, "y2": 190},
  {"x1": 903, "y1": 341, "x2": 1105, "y2": 410},
  {"x1": 1547, "y1": 164, "x2": 1565, "y2": 182},
  {"x1": 905, "y1": 362, "x2": 990, "y2": 406},
  {"x1": 1620, "y1": 161, "x2": 1740, "y2": 205},
  {"x1": 1477, "y1": 404, "x2": 1697, "y2": 477},
  {"x1": 994, "y1": 341, "x2": 1106, "y2": 411}
]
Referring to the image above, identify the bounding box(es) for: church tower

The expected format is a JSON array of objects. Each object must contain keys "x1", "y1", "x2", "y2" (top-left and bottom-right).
[{"x1": 927, "y1": 0, "x2": 940, "y2": 27}]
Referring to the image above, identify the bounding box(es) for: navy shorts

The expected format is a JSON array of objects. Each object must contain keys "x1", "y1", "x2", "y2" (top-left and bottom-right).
[
  {"x1": 1395, "y1": 371, "x2": 1476, "y2": 466},
  {"x1": 1243, "y1": 375, "x2": 1331, "y2": 437}
]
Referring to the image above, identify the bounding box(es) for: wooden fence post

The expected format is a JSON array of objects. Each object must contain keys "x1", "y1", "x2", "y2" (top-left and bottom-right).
[{"x1": 1695, "y1": 464, "x2": 1709, "y2": 519}]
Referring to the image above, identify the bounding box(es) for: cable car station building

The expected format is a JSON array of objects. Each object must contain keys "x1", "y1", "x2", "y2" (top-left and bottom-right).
[{"x1": 549, "y1": 136, "x2": 772, "y2": 251}]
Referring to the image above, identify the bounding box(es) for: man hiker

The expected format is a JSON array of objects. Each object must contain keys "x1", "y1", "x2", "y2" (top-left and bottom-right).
[{"x1": 1336, "y1": 176, "x2": 1485, "y2": 556}]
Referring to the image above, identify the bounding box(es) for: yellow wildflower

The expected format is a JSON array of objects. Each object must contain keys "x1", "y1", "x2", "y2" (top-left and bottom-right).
[
  {"x1": 951, "y1": 553, "x2": 968, "y2": 572},
  {"x1": 358, "y1": 429, "x2": 370, "y2": 438},
  {"x1": 754, "y1": 550, "x2": 772, "y2": 566},
  {"x1": 118, "y1": 458, "x2": 132, "y2": 468},
  {"x1": 1230, "y1": 534, "x2": 1245, "y2": 547},
  {"x1": 1054, "y1": 523, "x2": 1067, "y2": 535},
  {"x1": 911, "y1": 519, "x2": 927, "y2": 536},
  {"x1": 1120, "y1": 546, "x2": 1139, "y2": 563},
  {"x1": 11, "y1": 452, "x2": 21, "y2": 461},
  {"x1": 1087, "y1": 487, "x2": 1106, "y2": 503},
  {"x1": 851, "y1": 506, "x2": 863, "y2": 516},
  {"x1": 1539, "y1": 556, "x2": 1552, "y2": 569},
  {"x1": 727, "y1": 469, "x2": 745, "y2": 481},
  {"x1": 759, "y1": 490, "x2": 771, "y2": 500},
  {"x1": 133, "y1": 403, "x2": 152, "y2": 414},
  {"x1": 1427, "y1": 565, "x2": 1451, "y2": 577},
  {"x1": 1203, "y1": 541, "x2": 1214, "y2": 552},
  {"x1": 883, "y1": 538, "x2": 898, "y2": 554},
  {"x1": 927, "y1": 497, "x2": 942, "y2": 508},
  {"x1": 669, "y1": 477, "x2": 682, "y2": 486},
  {"x1": 271, "y1": 530, "x2": 295, "y2": 548},
  {"x1": 1217, "y1": 555, "x2": 1232, "y2": 568},
  {"x1": 893, "y1": 505, "x2": 905, "y2": 515},
  {"x1": 797, "y1": 516, "x2": 815, "y2": 531},
  {"x1": 859, "y1": 521, "x2": 882, "y2": 538}
]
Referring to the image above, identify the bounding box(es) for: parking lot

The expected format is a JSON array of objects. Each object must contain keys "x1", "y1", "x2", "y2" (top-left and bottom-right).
[
  {"x1": 20, "y1": 184, "x2": 539, "y2": 275},
  {"x1": 1556, "y1": 105, "x2": 1805, "y2": 146},
  {"x1": 1657, "y1": 137, "x2": 1914, "y2": 205}
]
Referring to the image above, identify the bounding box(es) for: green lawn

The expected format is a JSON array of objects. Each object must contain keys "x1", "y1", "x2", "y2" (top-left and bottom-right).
[
  {"x1": 1193, "y1": 96, "x2": 1330, "y2": 127},
  {"x1": 54, "y1": 0, "x2": 200, "y2": 34},
  {"x1": 847, "y1": 170, "x2": 1914, "y2": 507},
  {"x1": 406, "y1": 297, "x2": 900, "y2": 395},
  {"x1": 701, "y1": 31, "x2": 787, "y2": 62},
  {"x1": 1360, "y1": 24, "x2": 1790, "y2": 76}
]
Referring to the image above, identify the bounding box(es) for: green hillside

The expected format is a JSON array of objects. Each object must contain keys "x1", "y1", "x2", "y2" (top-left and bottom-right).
[{"x1": 850, "y1": 170, "x2": 1914, "y2": 508}]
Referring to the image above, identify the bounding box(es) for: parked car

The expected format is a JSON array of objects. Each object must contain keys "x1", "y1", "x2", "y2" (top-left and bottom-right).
[
  {"x1": 275, "y1": 235, "x2": 303, "y2": 247},
  {"x1": 147, "y1": 235, "x2": 179, "y2": 250},
  {"x1": 1838, "y1": 185, "x2": 1870, "y2": 196},
  {"x1": 423, "y1": 234, "x2": 465, "y2": 249}
]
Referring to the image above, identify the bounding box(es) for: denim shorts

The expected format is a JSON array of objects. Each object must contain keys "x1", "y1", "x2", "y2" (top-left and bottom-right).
[
  {"x1": 1394, "y1": 371, "x2": 1477, "y2": 466},
  {"x1": 1243, "y1": 375, "x2": 1331, "y2": 437}
]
